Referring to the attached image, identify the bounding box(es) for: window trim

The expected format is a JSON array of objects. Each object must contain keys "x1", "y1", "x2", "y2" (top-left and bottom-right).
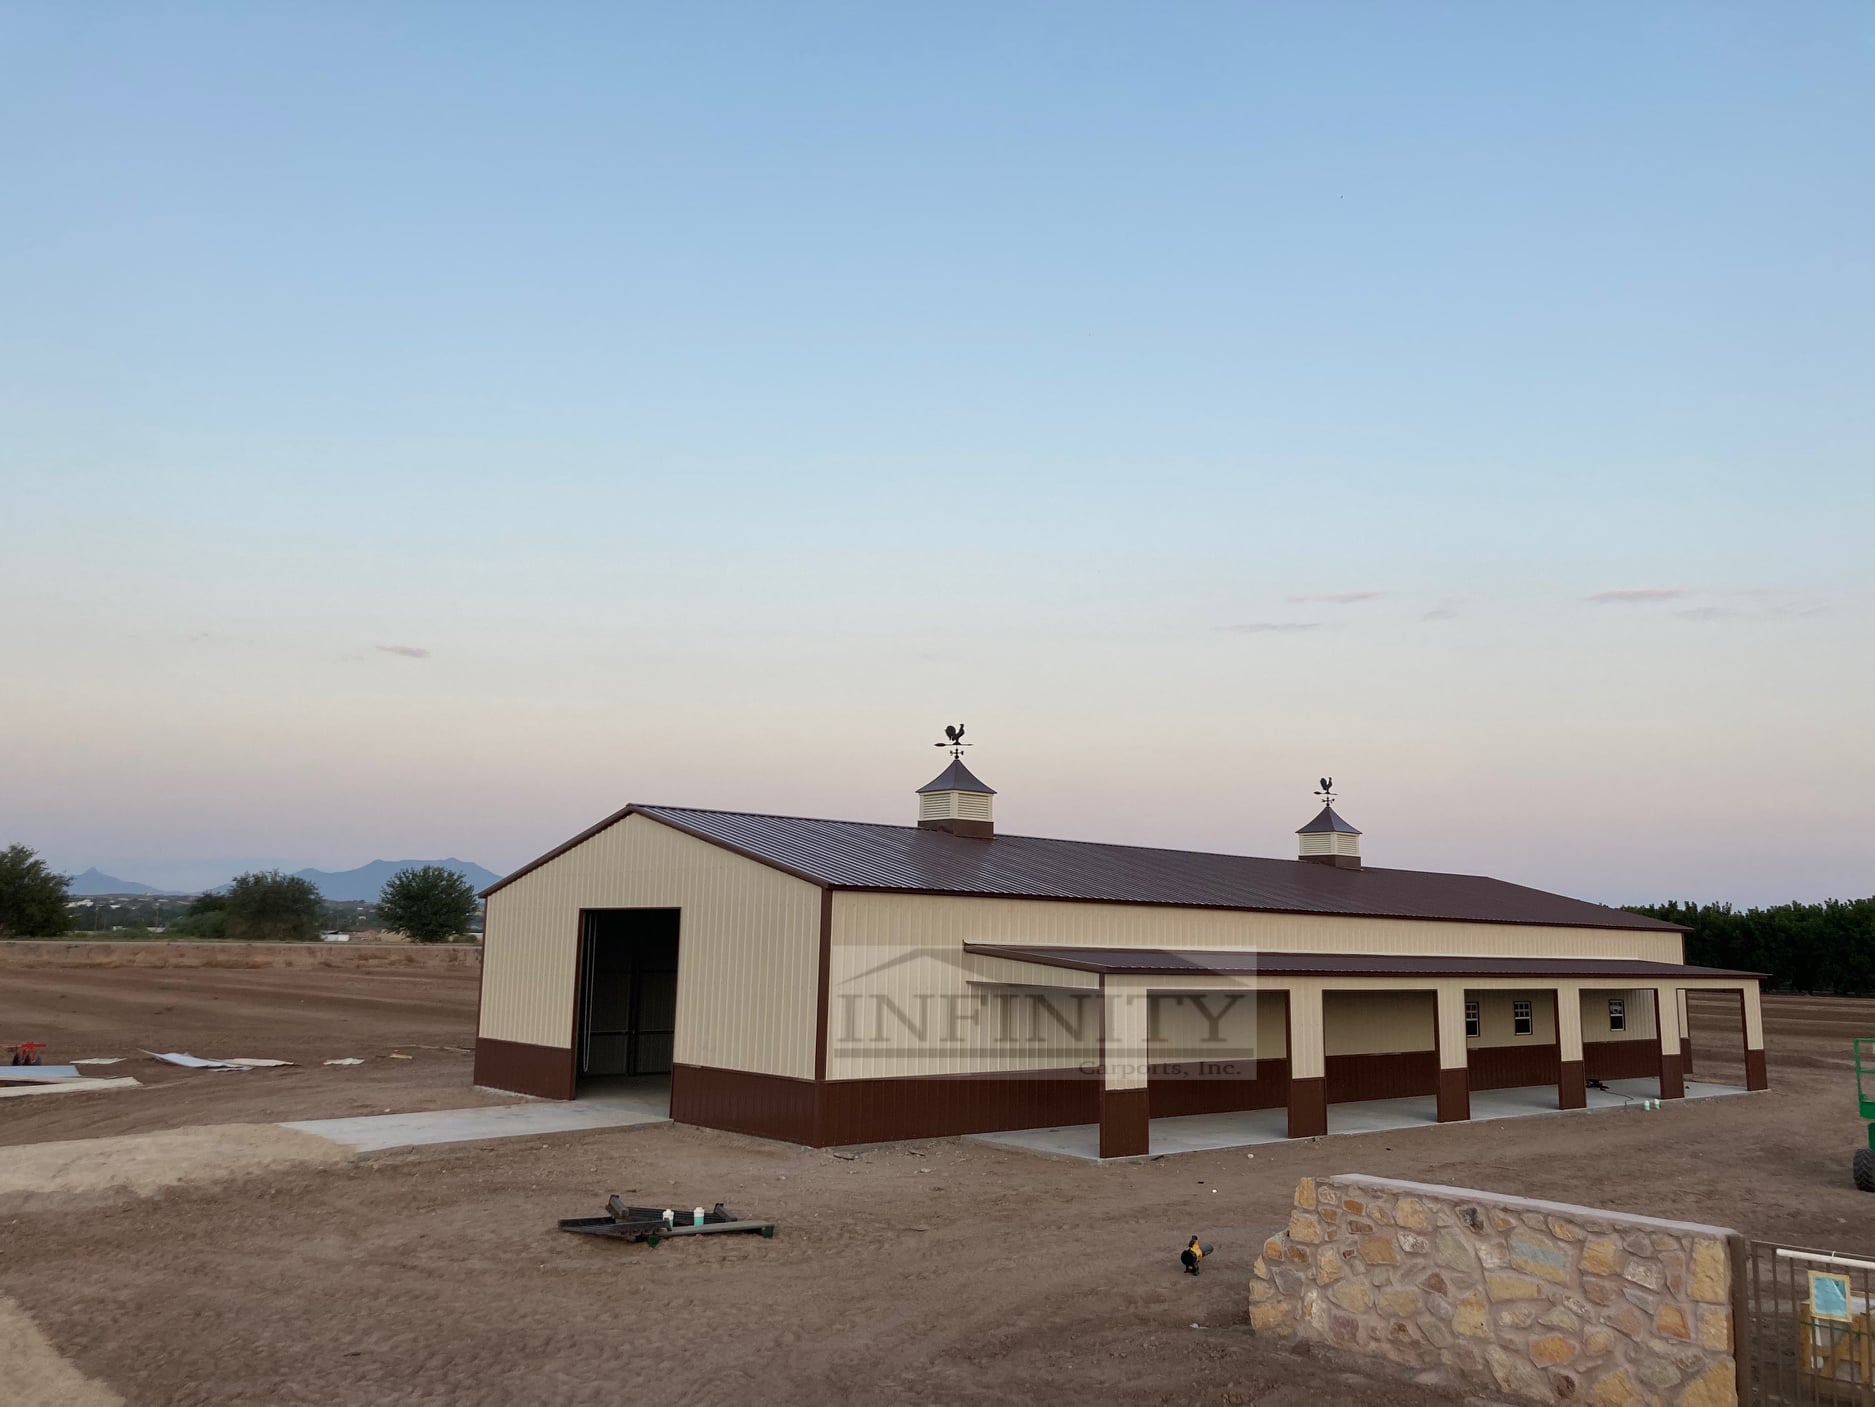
[
  {"x1": 1464, "y1": 999, "x2": 1481, "y2": 1039},
  {"x1": 1512, "y1": 999, "x2": 1534, "y2": 1037},
  {"x1": 1608, "y1": 998, "x2": 1626, "y2": 1033}
]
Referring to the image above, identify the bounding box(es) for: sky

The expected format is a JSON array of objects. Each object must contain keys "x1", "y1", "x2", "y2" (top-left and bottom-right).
[{"x1": 2, "y1": 4, "x2": 1870, "y2": 904}]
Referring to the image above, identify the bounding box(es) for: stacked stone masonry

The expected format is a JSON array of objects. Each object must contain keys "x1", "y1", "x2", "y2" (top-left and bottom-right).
[{"x1": 1248, "y1": 1174, "x2": 1740, "y2": 1407}]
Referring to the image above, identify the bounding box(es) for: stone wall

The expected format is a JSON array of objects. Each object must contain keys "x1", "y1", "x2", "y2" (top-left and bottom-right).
[{"x1": 1249, "y1": 1174, "x2": 1741, "y2": 1407}]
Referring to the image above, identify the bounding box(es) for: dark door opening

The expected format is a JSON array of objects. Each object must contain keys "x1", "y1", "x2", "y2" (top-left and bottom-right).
[{"x1": 576, "y1": 909, "x2": 679, "y2": 1085}]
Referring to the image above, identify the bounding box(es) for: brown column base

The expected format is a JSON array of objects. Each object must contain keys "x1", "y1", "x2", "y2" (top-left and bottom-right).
[
  {"x1": 1558, "y1": 1059, "x2": 1586, "y2": 1110},
  {"x1": 1745, "y1": 1048, "x2": 1768, "y2": 1091},
  {"x1": 1288, "y1": 1075, "x2": 1327, "y2": 1138},
  {"x1": 1680, "y1": 1035, "x2": 1692, "y2": 1076},
  {"x1": 1436, "y1": 1067, "x2": 1470, "y2": 1122},
  {"x1": 1098, "y1": 1086, "x2": 1151, "y2": 1159},
  {"x1": 1659, "y1": 1051, "x2": 1685, "y2": 1100}
]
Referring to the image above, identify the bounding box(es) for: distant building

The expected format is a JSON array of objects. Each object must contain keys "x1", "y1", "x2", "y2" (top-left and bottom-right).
[{"x1": 473, "y1": 749, "x2": 1766, "y2": 1157}]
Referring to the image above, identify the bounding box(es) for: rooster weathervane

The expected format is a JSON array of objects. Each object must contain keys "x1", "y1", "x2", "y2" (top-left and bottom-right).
[{"x1": 936, "y1": 724, "x2": 971, "y2": 759}]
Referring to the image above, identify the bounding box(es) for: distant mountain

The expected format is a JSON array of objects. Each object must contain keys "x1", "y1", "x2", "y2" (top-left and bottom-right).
[
  {"x1": 66, "y1": 867, "x2": 174, "y2": 896},
  {"x1": 290, "y1": 858, "x2": 501, "y2": 902}
]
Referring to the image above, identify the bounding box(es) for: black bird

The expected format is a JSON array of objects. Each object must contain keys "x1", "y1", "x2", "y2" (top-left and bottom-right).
[
  {"x1": 945, "y1": 724, "x2": 966, "y2": 744},
  {"x1": 1319, "y1": 776, "x2": 1333, "y2": 794}
]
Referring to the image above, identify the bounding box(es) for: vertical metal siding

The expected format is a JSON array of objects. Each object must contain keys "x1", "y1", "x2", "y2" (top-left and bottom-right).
[
  {"x1": 1323, "y1": 990, "x2": 1437, "y2": 1055},
  {"x1": 1579, "y1": 986, "x2": 1658, "y2": 1041},
  {"x1": 827, "y1": 891, "x2": 1679, "y2": 1081},
  {"x1": 479, "y1": 814, "x2": 821, "y2": 1079}
]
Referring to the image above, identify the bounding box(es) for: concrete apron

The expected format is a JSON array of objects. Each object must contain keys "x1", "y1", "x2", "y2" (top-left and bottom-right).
[
  {"x1": 280, "y1": 1086, "x2": 672, "y2": 1153},
  {"x1": 967, "y1": 1078, "x2": 1751, "y2": 1162}
]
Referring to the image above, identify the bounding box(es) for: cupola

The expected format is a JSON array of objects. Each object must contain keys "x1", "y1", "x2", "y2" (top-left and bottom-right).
[
  {"x1": 917, "y1": 724, "x2": 995, "y2": 838},
  {"x1": 1297, "y1": 776, "x2": 1361, "y2": 870}
]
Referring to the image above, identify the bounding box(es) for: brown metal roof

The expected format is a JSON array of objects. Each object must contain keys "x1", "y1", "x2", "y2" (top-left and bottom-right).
[
  {"x1": 963, "y1": 945, "x2": 1760, "y2": 980},
  {"x1": 1297, "y1": 803, "x2": 1361, "y2": 835},
  {"x1": 485, "y1": 804, "x2": 1685, "y2": 935},
  {"x1": 916, "y1": 757, "x2": 996, "y2": 795}
]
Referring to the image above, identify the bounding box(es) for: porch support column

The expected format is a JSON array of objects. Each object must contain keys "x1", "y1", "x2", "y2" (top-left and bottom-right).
[
  {"x1": 1741, "y1": 984, "x2": 1768, "y2": 1091},
  {"x1": 1098, "y1": 976, "x2": 1150, "y2": 1159},
  {"x1": 1556, "y1": 983, "x2": 1586, "y2": 1109},
  {"x1": 1286, "y1": 982, "x2": 1327, "y2": 1138},
  {"x1": 1654, "y1": 986, "x2": 1685, "y2": 1099},
  {"x1": 1434, "y1": 984, "x2": 1470, "y2": 1122},
  {"x1": 1678, "y1": 988, "x2": 1693, "y2": 1075}
]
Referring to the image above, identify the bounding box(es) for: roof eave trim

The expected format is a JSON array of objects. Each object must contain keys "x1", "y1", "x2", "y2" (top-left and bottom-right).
[
  {"x1": 479, "y1": 804, "x2": 831, "y2": 899},
  {"x1": 827, "y1": 884, "x2": 1688, "y2": 933}
]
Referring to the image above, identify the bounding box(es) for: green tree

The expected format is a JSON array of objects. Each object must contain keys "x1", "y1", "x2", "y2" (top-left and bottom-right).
[
  {"x1": 168, "y1": 908, "x2": 228, "y2": 939},
  {"x1": 377, "y1": 865, "x2": 478, "y2": 944},
  {"x1": 0, "y1": 844, "x2": 73, "y2": 938},
  {"x1": 223, "y1": 870, "x2": 324, "y2": 942}
]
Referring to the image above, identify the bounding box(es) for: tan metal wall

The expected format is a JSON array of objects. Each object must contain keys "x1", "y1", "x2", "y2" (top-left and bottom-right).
[
  {"x1": 828, "y1": 891, "x2": 1677, "y2": 1079},
  {"x1": 480, "y1": 813, "x2": 822, "y2": 1079},
  {"x1": 1150, "y1": 990, "x2": 1287, "y2": 1060},
  {"x1": 1324, "y1": 991, "x2": 1436, "y2": 1055},
  {"x1": 1464, "y1": 989, "x2": 1557, "y2": 1047},
  {"x1": 834, "y1": 891, "x2": 1682, "y2": 965},
  {"x1": 1579, "y1": 987, "x2": 1658, "y2": 1041}
]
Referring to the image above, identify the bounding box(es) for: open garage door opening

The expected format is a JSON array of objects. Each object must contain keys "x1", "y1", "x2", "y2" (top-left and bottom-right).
[{"x1": 576, "y1": 908, "x2": 680, "y2": 1091}]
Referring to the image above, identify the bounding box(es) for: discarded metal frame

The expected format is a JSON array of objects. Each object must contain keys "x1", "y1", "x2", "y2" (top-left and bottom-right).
[{"x1": 558, "y1": 1198, "x2": 776, "y2": 1247}]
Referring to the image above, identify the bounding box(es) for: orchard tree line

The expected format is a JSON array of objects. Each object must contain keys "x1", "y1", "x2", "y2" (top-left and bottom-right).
[
  {"x1": 1627, "y1": 897, "x2": 1875, "y2": 994},
  {"x1": 0, "y1": 844, "x2": 480, "y2": 944}
]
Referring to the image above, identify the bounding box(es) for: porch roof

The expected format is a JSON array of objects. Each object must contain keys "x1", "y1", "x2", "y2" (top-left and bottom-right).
[{"x1": 960, "y1": 944, "x2": 1762, "y2": 982}]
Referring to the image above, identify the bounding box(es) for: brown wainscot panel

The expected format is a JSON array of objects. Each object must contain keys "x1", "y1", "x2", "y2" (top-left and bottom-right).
[
  {"x1": 815, "y1": 1069, "x2": 1099, "y2": 1147},
  {"x1": 1147, "y1": 1058, "x2": 1291, "y2": 1117},
  {"x1": 1325, "y1": 1050, "x2": 1437, "y2": 1103},
  {"x1": 670, "y1": 1063, "x2": 819, "y2": 1145},
  {"x1": 1467, "y1": 1043, "x2": 1561, "y2": 1092},
  {"x1": 473, "y1": 1037, "x2": 575, "y2": 1101},
  {"x1": 1583, "y1": 1039, "x2": 1661, "y2": 1082}
]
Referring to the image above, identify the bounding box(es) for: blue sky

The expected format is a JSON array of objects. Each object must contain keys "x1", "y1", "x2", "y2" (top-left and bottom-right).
[{"x1": 3, "y1": 4, "x2": 1870, "y2": 902}]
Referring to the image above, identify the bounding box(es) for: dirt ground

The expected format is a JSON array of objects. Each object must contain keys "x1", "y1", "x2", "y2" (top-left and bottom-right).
[
  {"x1": 0, "y1": 943, "x2": 508, "y2": 1147},
  {"x1": 2, "y1": 958, "x2": 1872, "y2": 1406}
]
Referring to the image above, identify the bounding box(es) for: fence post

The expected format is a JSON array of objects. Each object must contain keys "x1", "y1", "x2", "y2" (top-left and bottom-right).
[{"x1": 1729, "y1": 1234, "x2": 1752, "y2": 1405}]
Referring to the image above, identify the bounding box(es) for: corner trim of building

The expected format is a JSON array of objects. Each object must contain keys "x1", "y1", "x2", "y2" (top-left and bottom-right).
[
  {"x1": 473, "y1": 1036, "x2": 575, "y2": 1101},
  {"x1": 813, "y1": 887, "x2": 833, "y2": 1082}
]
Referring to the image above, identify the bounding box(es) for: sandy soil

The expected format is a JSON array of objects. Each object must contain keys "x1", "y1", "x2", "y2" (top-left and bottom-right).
[
  {"x1": 0, "y1": 1124, "x2": 346, "y2": 1209},
  {"x1": 0, "y1": 963, "x2": 1870, "y2": 1405},
  {"x1": 0, "y1": 1296, "x2": 122, "y2": 1407},
  {"x1": 0, "y1": 947, "x2": 510, "y2": 1147}
]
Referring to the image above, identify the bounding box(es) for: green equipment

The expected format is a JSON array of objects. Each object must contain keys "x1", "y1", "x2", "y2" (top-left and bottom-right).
[{"x1": 1855, "y1": 1039, "x2": 1875, "y2": 1192}]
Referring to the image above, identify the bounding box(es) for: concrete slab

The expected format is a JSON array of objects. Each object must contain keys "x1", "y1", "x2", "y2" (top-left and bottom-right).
[
  {"x1": 968, "y1": 1078, "x2": 1749, "y2": 1162},
  {"x1": 281, "y1": 1086, "x2": 671, "y2": 1153}
]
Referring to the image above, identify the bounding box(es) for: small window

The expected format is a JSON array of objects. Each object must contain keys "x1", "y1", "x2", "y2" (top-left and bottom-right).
[
  {"x1": 1464, "y1": 1000, "x2": 1480, "y2": 1039},
  {"x1": 1608, "y1": 999, "x2": 1626, "y2": 1032},
  {"x1": 1513, "y1": 1000, "x2": 1534, "y2": 1037}
]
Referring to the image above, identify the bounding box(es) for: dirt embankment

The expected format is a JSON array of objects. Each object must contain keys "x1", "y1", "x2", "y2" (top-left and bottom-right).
[{"x1": 0, "y1": 940, "x2": 480, "y2": 972}]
